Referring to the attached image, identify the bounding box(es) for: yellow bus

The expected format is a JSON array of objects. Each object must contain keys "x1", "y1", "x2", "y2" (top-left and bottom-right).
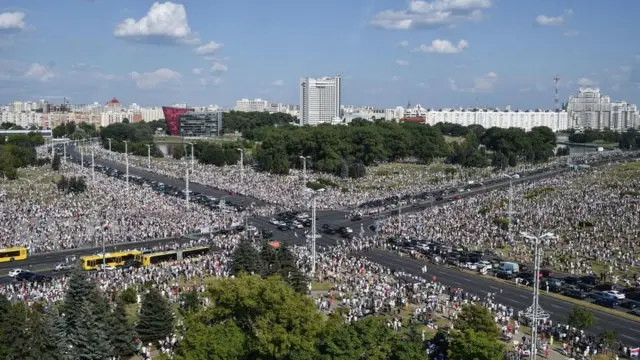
[
  {"x1": 0, "y1": 247, "x2": 28, "y2": 263},
  {"x1": 140, "y1": 246, "x2": 210, "y2": 267},
  {"x1": 80, "y1": 250, "x2": 142, "y2": 270}
]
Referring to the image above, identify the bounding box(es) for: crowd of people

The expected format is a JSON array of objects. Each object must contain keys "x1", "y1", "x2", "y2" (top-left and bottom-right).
[
  {"x1": 0, "y1": 160, "x2": 246, "y2": 253},
  {"x1": 88, "y1": 143, "x2": 552, "y2": 210},
  {"x1": 2, "y1": 230, "x2": 635, "y2": 358},
  {"x1": 376, "y1": 155, "x2": 640, "y2": 283}
]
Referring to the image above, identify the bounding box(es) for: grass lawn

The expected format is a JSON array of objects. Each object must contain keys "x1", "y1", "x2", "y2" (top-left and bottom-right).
[
  {"x1": 1, "y1": 167, "x2": 60, "y2": 200},
  {"x1": 311, "y1": 281, "x2": 333, "y2": 291},
  {"x1": 444, "y1": 135, "x2": 463, "y2": 143}
]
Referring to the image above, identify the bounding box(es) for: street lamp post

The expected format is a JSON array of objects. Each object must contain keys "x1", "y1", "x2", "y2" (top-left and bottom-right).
[
  {"x1": 520, "y1": 231, "x2": 555, "y2": 360},
  {"x1": 299, "y1": 156, "x2": 311, "y2": 182},
  {"x1": 307, "y1": 189, "x2": 324, "y2": 276},
  {"x1": 80, "y1": 145, "x2": 84, "y2": 168},
  {"x1": 123, "y1": 140, "x2": 129, "y2": 192},
  {"x1": 145, "y1": 144, "x2": 152, "y2": 168},
  {"x1": 502, "y1": 174, "x2": 515, "y2": 245},
  {"x1": 91, "y1": 148, "x2": 95, "y2": 183},
  {"x1": 236, "y1": 148, "x2": 244, "y2": 184},
  {"x1": 185, "y1": 167, "x2": 190, "y2": 209},
  {"x1": 63, "y1": 142, "x2": 67, "y2": 164},
  {"x1": 187, "y1": 142, "x2": 195, "y2": 172},
  {"x1": 107, "y1": 138, "x2": 112, "y2": 155}
]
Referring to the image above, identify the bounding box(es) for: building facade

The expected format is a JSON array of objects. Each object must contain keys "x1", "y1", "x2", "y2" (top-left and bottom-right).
[
  {"x1": 567, "y1": 87, "x2": 638, "y2": 130},
  {"x1": 235, "y1": 98, "x2": 268, "y2": 112},
  {"x1": 421, "y1": 109, "x2": 568, "y2": 132},
  {"x1": 178, "y1": 111, "x2": 222, "y2": 137},
  {"x1": 162, "y1": 106, "x2": 194, "y2": 136},
  {"x1": 300, "y1": 76, "x2": 341, "y2": 125}
]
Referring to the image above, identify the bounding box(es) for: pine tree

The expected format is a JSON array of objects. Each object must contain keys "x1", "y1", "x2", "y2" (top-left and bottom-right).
[
  {"x1": 63, "y1": 270, "x2": 94, "y2": 347},
  {"x1": 27, "y1": 310, "x2": 64, "y2": 360},
  {"x1": 87, "y1": 289, "x2": 114, "y2": 356},
  {"x1": 51, "y1": 153, "x2": 61, "y2": 171},
  {"x1": 3, "y1": 303, "x2": 31, "y2": 360},
  {"x1": 71, "y1": 302, "x2": 110, "y2": 360},
  {"x1": 0, "y1": 296, "x2": 12, "y2": 358},
  {"x1": 51, "y1": 313, "x2": 70, "y2": 359},
  {"x1": 230, "y1": 241, "x2": 263, "y2": 275},
  {"x1": 110, "y1": 300, "x2": 137, "y2": 357},
  {"x1": 136, "y1": 288, "x2": 174, "y2": 343}
]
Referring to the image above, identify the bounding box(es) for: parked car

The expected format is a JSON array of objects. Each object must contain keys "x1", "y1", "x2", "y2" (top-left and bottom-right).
[
  {"x1": 595, "y1": 297, "x2": 619, "y2": 308},
  {"x1": 496, "y1": 271, "x2": 515, "y2": 280},
  {"x1": 562, "y1": 289, "x2": 588, "y2": 300},
  {"x1": 604, "y1": 290, "x2": 626, "y2": 300},
  {"x1": 8, "y1": 269, "x2": 26, "y2": 277},
  {"x1": 54, "y1": 263, "x2": 75, "y2": 272}
]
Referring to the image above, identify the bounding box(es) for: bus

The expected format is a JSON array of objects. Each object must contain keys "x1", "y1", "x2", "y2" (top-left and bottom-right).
[
  {"x1": 140, "y1": 246, "x2": 210, "y2": 267},
  {"x1": 0, "y1": 247, "x2": 28, "y2": 263},
  {"x1": 80, "y1": 250, "x2": 142, "y2": 270}
]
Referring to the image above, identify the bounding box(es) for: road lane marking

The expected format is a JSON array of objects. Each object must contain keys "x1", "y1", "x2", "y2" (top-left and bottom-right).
[
  {"x1": 517, "y1": 294, "x2": 528, "y2": 299},
  {"x1": 489, "y1": 286, "x2": 499, "y2": 290},
  {"x1": 621, "y1": 334, "x2": 635, "y2": 341},
  {"x1": 550, "y1": 304, "x2": 562, "y2": 309}
]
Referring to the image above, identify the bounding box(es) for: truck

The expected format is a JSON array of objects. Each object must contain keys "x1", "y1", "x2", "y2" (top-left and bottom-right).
[{"x1": 498, "y1": 261, "x2": 519, "y2": 274}]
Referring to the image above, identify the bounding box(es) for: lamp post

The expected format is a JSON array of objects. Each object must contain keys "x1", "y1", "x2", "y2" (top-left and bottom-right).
[
  {"x1": 236, "y1": 148, "x2": 244, "y2": 184},
  {"x1": 185, "y1": 167, "x2": 190, "y2": 209},
  {"x1": 307, "y1": 188, "x2": 325, "y2": 276},
  {"x1": 80, "y1": 144, "x2": 84, "y2": 168},
  {"x1": 520, "y1": 231, "x2": 555, "y2": 360},
  {"x1": 145, "y1": 144, "x2": 152, "y2": 168},
  {"x1": 502, "y1": 174, "x2": 515, "y2": 245},
  {"x1": 63, "y1": 142, "x2": 67, "y2": 164},
  {"x1": 299, "y1": 156, "x2": 311, "y2": 182},
  {"x1": 187, "y1": 142, "x2": 195, "y2": 172},
  {"x1": 107, "y1": 138, "x2": 112, "y2": 155},
  {"x1": 91, "y1": 148, "x2": 95, "y2": 183},
  {"x1": 123, "y1": 140, "x2": 129, "y2": 192}
]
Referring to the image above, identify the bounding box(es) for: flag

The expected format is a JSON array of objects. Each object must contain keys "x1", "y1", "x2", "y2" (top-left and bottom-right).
[
  {"x1": 103, "y1": 221, "x2": 110, "y2": 231},
  {"x1": 630, "y1": 348, "x2": 639, "y2": 357}
]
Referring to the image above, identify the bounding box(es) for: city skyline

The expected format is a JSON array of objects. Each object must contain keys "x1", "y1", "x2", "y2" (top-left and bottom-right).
[{"x1": 1, "y1": 1, "x2": 640, "y2": 108}]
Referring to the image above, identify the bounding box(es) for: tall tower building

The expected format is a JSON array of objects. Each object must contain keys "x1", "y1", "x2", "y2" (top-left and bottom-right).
[{"x1": 300, "y1": 76, "x2": 341, "y2": 125}]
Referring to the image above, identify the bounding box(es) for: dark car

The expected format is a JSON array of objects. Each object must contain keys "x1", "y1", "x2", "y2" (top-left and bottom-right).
[
  {"x1": 579, "y1": 275, "x2": 599, "y2": 285},
  {"x1": 277, "y1": 225, "x2": 289, "y2": 231},
  {"x1": 593, "y1": 283, "x2": 616, "y2": 292},
  {"x1": 595, "y1": 297, "x2": 619, "y2": 308},
  {"x1": 563, "y1": 276, "x2": 580, "y2": 285},
  {"x1": 619, "y1": 300, "x2": 640, "y2": 310},
  {"x1": 350, "y1": 215, "x2": 362, "y2": 221},
  {"x1": 435, "y1": 196, "x2": 444, "y2": 201},
  {"x1": 562, "y1": 289, "x2": 588, "y2": 300},
  {"x1": 496, "y1": 271, "x2": 515, "y2": 280},
  {"x1": 261, "y1": 229, "x2": 273, "y2": 239},
  {"x1": 540, "y1": 269, "x2": 553, "y2": 278}
]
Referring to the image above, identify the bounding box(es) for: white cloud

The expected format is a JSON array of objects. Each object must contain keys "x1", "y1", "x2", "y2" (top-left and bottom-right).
[
  {"x1": 370, "y1": 0, "x2": 491, "y2": 30},
  {"x1": 396, "y1": 59, "x2": 409, "y2": 66},
  {"x1": 114, "y1": 2, "x2": 199, "y2": 44},
  {"x1": 449, "y1": 71, "x2": 498, "y2": 92},
  {"x1": 473, "y1": 71, "x2": 498, "y2": 91},
  {"x1": 130, "y1": 68, "x2": 181, "y2": 89},
  {"x1": 211, "y1": 62, "x2": 227, "y2": 73},
  {"x1": 565, "y1": 8, "x2": 573, "y2": 16},
  {"x1": 271, "y1": 79, "x2": 284, "y2": 86},
  {"x1": 576, "y1": 77, "x2": 598, "y2": 87},
  {"x1": 195, "y1": 41, "x2": 222, "y2": 55},
  {"x1": 199, "y1": 77, "x2": 222, "y2": 86},
  {"x1": 564, "y1": 30, "x2": 579, "y2": 37},
  {"x1": 192, "y1": 68, "x2": 202, "y2": 75},
  {"x1": 397, "y1": 40, "x2": 408, "y2": 47},
  {"x1": 0, "y1": 12, "x2": 27, "y2": 31},
  {"x1": 24, "y1": 63, "x2": 55, "y2": 82},
  {"x1": 391, "y1": 75, "x2": 400, "y2": 81},
  {"x1": 535, "y1": 15, "x2": 564, "y2": 26},
  {"x1": 417, "y1": 82, "x2": 429, "y2": 88},
  {"x1": 413, "y1": 39, "x2": 468, "y2": 54}
]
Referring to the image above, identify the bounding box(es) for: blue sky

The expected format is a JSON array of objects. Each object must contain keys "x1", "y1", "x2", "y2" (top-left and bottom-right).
[{"x1": 1, "y1": 0, "x2": 639, "y2": 109}]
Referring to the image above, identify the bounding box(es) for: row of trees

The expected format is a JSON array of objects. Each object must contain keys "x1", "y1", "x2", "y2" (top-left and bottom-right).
[
  {"x1": 567, "y1": 128, "x2": 620, "y2": 144},
  {"x1": 173, "y1": 141, "x2": 244, "y2": 167},
  {"x1": 56, "y1": 175, "x2": 87, "y2": 194},
  {"x1": 251, "y1": 120, "x2": 558, "y2": 175},
  {"x1": 221, "y1": 111, "x2": 295, "y2": 135},
  {"x1": 0, "y1": 133, "x2": 47, "y2": 179},
  {"x1": 99, "y1": 122, "x2": 164, "y2": 157},
  {"x1": 52, "y1": 122, "x2": 99, "y2": 139}
]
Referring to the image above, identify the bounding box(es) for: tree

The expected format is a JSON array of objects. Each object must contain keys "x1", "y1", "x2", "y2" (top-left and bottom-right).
[
  {"x1": 110, "y1": 300, "x2": 137, "y2": 358},
  {"x1": 51, "y1": 153, "x2": 61, "y2": 171},
  {"x1": 447, "y1": 328, "x2": 505, "y2": 360},
  {"x1": 180, "y1": 290, "x2": 201, "y2": 313},
  {"x1": 175, "y1": 319, "x2": 247, "y2": 360},
  {"x1": 71, "y1": 302, "x2": 111, "y2": 360},
  {"x1": 230, "y1": 242, "x2": 264, "y2": 275},
  {"x1": 453, "y1": 304, "x2": 500, "y2": 338},
  {"x1": 351, "y1": 317, "x2": 397, "y2": 359},
  {"x1": 567, "y1": 306, "x2": 597, "y2": 331},
  {"x1": 1, "y1": 302, "x2": 29, "y2": 359},
  {"x1": 136, "y1": 288, "x2": 174, "y2": 343},
  {"x1": 27, "y1": 309, "x2": 64, "y2": 360},
  {"x1": 198, "y1": 274, "x2": 324, "y2": 359},
  {"x1": 317, "y1": 316, "x2": 365, "y2": 360},
  {"x1": 173, "y1": 145, "x2": 185, "y2": 160}
]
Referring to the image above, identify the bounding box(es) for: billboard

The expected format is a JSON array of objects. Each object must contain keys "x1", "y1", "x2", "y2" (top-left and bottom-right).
[{"x1": 162, "y1": 106, "x2": 193, "y2": 136}]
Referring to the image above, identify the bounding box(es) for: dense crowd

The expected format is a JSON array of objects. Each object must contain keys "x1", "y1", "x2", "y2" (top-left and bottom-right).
[
  {"x1": 88, "y1": 143, "x2": 553, "y2": 210},
  {"x1": 376, "y1": 153, "x2": 640, "y2": 283},
  {"x1": 0, "y1": 162, "x2": 246, "y2": 253},
  {"x1": 2, "y1": 231, "x2": 636, "y2": 357}
]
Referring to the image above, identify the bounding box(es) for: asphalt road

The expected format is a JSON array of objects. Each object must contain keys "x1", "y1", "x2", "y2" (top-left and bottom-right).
[{"x1": 365, "y1": 250, "x2": 640, "y2": 345}]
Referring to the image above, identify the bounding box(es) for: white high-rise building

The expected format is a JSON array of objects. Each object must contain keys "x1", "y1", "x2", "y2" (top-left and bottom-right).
[
  {"x1": 300, "y1": 76, "x2": 341, "y2": 125},
  {"x1": 567, "y1": 87, "x2": 638, "y2": 130}
]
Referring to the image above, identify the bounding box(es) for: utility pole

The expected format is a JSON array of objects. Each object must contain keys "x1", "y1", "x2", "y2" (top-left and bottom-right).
[
  {"x1": 91, "y1": 148, "x2": 95, "y2": 183},
  {"x1": 299, "y1": 156, "x2": 310, "y2": 182},
  {"x1": 185, "y1": 167, "x2": 190, "y2": 209},
  {"x1": 236, "y1": 148, "x2": 244, "y2": 184},
  {"x1": 123, "y1": 140, "x2": 129, "y2": 192},
  {"x1": 102, "y1": 232, "x2": 106, "y2": 270},
  {"x1": 311, "y1": 195, "x2": 317, "y2": 275},
  {"x1": 107, "y1": 138, "x2": 112, "y2": 154},
  {"x1": 520, "y1": 231, "x2": 554, "y2": 360},
  {"x1": 145, "y1": 144, "x2": 151, "y2": 168},
  {"x1": 63, "y1": 142, "x2": 67, "y2": 164},
  {"x1": 503, "y1": 174, "x2": 515, "y2": 245},
  {"x1": 80, "y1": 146, "x2": 84, "y2": 168},
  {"x1": 187, "y1": 142, "x2": 195, "y2": 172}
]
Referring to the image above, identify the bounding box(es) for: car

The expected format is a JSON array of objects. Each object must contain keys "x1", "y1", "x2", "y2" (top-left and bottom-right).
[
  {"x1": 465, "y1": 262, "x2": 477, "y2": 270},
  {"x1": 435, "y1": 196, "x2": 444, "y2": 201},
  {"x1": 496, "y1": 271, "x2": 515, "y2": 280},
  {"x1": 604, "y1": 290, "x2": 626, "y2": 300},
  {"x1": 350, "y1": 215, "x2": 362, "y2": 221},
  {"x1": 632, "y1": 308, "x2": 640, "y2": 316},
  {"x1": 595, "y1": 297, "x2": 619, "y2": 308},
  {"x1": 292, "y1": 222, "x2": 303, "y2": 229},
  {"x1": 14, "y1": 271, "x2": 35, "y2": 281},
  {"x1": 455, "y1": 195, "x2": 462, "y2": 199},
  {"x1": 99, "y1": 264, "x2": 117, "y2": 271},
  {"x1": 54, "y1": 263, "x2": 75, "y2": 272},
  {"x1": 562, "y1": 289, "x2": 588, "y2": 300},
  {"x1": 619, "y1": 300, "x2": 640, "y2": 310},
  {"x1": 476, "y1": 261, "x2": 492, "y2": 270},
  {"x1": 261, "y1": 229, "x2": 273, "y2": 239},
  {"x1": 8, "y1": 269, "x2": 26, "y2": 277},
  {"x1": 277, "y1": 225, "x2": 289, "y2": 231},
  {"x1": 322, "y1": 224, "x2": 330, "y2": 229},
  {"x1": 269, "y1": 218, "x2": 279, "y2": 225}
]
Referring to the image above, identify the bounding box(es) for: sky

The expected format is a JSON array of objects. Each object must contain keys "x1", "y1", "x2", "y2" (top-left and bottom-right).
[{"x1": 1, "y1": 0, "x2": 640, "y2": 109}]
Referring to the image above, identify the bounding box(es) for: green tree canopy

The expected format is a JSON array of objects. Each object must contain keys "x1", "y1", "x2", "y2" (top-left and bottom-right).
[
  {"x1": 136, "y1": 288, "x2": 175, "y2": 342},
  {"x1": 567, "y1": 306, "x2": 597, "y2": 331}
]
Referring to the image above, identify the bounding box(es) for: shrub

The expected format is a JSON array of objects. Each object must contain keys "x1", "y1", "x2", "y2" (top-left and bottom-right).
[{"x1": 120, "y1": 287, "x2": 138, "y2": 304}]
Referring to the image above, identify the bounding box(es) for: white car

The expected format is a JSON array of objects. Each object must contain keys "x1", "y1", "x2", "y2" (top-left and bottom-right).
[
  {"x1": 476, "y1": 261, "x2": 492, "y2": 270},
  {"x1": 247, "y1": 225, "x2": 257, "y2": 232},
  {"x1": 465, "y1": 262, "x2": 477, "y2": 270},
  {"x1": 292, "y1": 222, "x2": 303, "y2": 229},
  {"x1": 98, "y1": 264, "x2": 117, "y2": 271},
  {"x1": 54, "y1": 263, "x2": 74, "y2": 272},
  {"x1": 269, "y1": 218, "x2": 279, "y2": 225},
  {"x1": 8, "y1": 269, "x2": 26, "y2": 277},
  {"x1": 604, "y1": 290, "x2": 625, "y2": 300}
]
